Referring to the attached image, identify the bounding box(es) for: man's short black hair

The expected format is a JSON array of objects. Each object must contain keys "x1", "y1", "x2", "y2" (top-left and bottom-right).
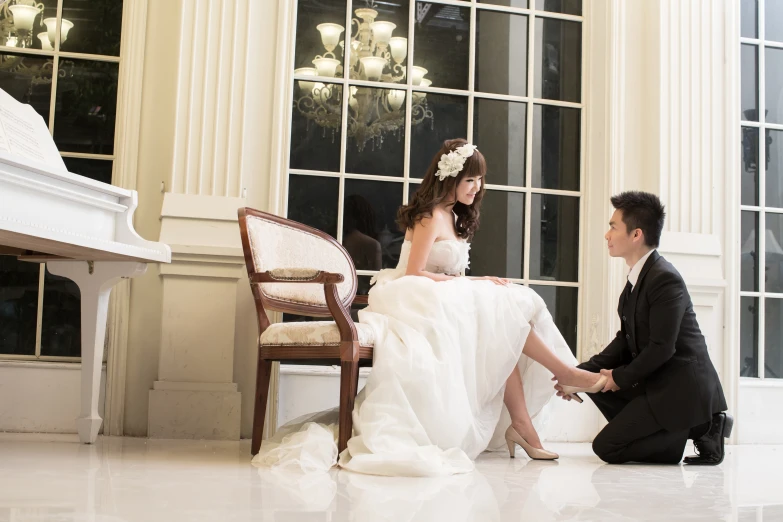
[{"x1": 610, "y1": 191, "x2": 666, "y2": 248}]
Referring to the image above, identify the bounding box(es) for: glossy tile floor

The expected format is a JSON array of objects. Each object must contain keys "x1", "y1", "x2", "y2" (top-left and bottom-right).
[{"x1": 0, "y1": 435, "x2": 781, "y2": 521}]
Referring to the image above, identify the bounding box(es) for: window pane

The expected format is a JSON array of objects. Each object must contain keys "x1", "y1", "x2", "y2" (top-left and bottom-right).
[
  {"x1": 475, "y1": 10, "x2": 528, "y2": 97},
  {"x1": 62, "y1": 157, "x2": 113, "y2": 185},
  {"x1": 533, "y1": 105, "x2": 580, "y2": 191},
  {"x1": 294, "y1": 0, "x2": 346, "y2": 77},
  {"x1": 530, "y1": 285, "x2": 578, "y2": 355},
  {"x1": 766, "y1": 0, "x2": 783, "y2": 43},
  {"x1": 414, "y1": 3, "x2": 470, "y2": 91},
  {"x1": 741, "y1": 45, "x2": 759, "y2": 122},
  {"x1": 40, "y1": 268, "x2": 80, "y2": 357},
  {"x1": 0, "y1": 53, "x2": 53, "y2": 125},
  {"x1": 741, "y1": 211, "x2": 759, "y2": 291},
  {"x1": 60, "y1": 0, "x2": 123, "y2": 56},
  {"x1": 344, "y1": 180, "x2": 404, "y2": 269},
  {"x1": 287, "y1": 175, "x2": 339, "y2": 238},
  {"x1": 742, "y1": 0, "x2": 758, "y2": 39},
  {"x1": 740, "y1": 296, "x2": 759, "y2": 378},
  {"x1": 530, "y1": 194, "x2": 579, "y2": 282},
  {"x1": 53, "y1": 59, "x2": 119, "y2": 155},
  {"x1": 409, "y1": 93, "x2": 467, "y2": 179},
  {"x1": 291, "y1": 82, "x2": 342, "y2": 172},
  {"x1": 766, "y1": 130, "x2": 783, "y2": 208},
  {"x1": 345, "y1": 87, "x2": 405, "y2": 177},
  {"x1": 469, "y1": 190, "x2": 525, "y2": 278},
  {"x1": 765, "y1": 213, "x2": 783, "y2": 293},
  {"x1": 534, "y1": 18, "x2": 582, "y2": 103},
  {"x1": 479, "y1": 0, "x2": 527, "y2": 7},
  {"x1": 473, "y1": 98, "x2": 526, "y2": 187},
  {"x1": 0, "y1": 257, "x2": 39, "y2": 356},
  {"x1": 765, "y1": 48, "x2": 783, "y2": 125},
  {"x1": 535, "y1": 0, "x2": 582, "y2": 16},
  {"x1": 765, "y1": 298, "x2": 783, "y2": 379},
  {"x1": 742, "y1": 127, "x2": 760, "y2": 206}
]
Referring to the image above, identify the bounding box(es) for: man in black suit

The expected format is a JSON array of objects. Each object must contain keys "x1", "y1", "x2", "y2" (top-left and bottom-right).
[{"x1": 557, "y1": 191, "x2": 731, "y2": 465}]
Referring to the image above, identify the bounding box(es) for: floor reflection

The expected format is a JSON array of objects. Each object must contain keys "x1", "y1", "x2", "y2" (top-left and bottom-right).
[{"x1": 0, "y1": 437, "x2": 780, "y2": 522}]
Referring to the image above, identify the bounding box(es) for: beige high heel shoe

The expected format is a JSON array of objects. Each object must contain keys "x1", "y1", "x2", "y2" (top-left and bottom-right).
[{"x1": 505, "y1": 426, "x2": 559, "y2": 460}]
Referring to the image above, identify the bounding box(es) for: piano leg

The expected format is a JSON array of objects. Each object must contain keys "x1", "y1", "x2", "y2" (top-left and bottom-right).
[{"x1": 46, "y1": 260, "x2": 148, "y2": 444}]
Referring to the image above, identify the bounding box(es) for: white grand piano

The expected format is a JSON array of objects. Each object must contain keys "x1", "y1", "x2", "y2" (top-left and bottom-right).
[{"x1": 0, "y1": 89, "x2": 170, "y2": 443}]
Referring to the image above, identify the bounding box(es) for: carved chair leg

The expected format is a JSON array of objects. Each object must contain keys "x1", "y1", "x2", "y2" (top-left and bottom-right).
[
  {"x1": 338, "y1": 360, "x2": 360, "y2": 453},
  {"x1": 251, "y1": 358, "x2": 273, "y2": 455}
]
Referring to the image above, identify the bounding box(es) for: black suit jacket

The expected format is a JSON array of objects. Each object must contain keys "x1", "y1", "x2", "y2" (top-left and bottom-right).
[{"x1": 578, "y1": 251, "x2": 727, "y2": 431}]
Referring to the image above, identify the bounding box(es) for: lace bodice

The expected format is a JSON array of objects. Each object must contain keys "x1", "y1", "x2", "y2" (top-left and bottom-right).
[{"x1": 397, "y1": 239, "x2": 471, "y2": 275}]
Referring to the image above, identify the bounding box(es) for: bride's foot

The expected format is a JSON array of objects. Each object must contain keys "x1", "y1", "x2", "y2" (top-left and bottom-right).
[
  {"x1": 555, "y1": 367, "x2": 604, "y2": 390},
  {"x1": 506, "y1": 424, "x2": 558, "y2": 460},
  {"x1": 555, "y1": 367, "x2": 608, "y2": 397}
]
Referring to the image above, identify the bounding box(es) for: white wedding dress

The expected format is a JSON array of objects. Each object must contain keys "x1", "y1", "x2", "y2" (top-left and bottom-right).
[{"x1": 252, "y1": 239, "x2": 577, "y2": 477}]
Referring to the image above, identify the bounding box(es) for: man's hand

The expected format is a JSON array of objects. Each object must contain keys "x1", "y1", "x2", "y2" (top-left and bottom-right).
[
  {"x1": 552, "y1": 377, "x2": 573, "y2": 401},
  {"x1": 600, "y1": 369, "x2": 620, "y2": 392}
]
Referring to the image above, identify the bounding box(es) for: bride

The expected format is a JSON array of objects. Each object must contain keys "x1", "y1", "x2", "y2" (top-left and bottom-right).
[{"x1": 254, "y1": 139, "x2": 605, "y2": 477}]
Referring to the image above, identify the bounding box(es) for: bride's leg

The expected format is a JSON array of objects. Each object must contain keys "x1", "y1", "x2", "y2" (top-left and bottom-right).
[
  {"x1": 504, "y1": 368, "x2": 544, "y2": 449},
  {"x1": 522, "y1": 330, "x2": 601, "y2": 388}
]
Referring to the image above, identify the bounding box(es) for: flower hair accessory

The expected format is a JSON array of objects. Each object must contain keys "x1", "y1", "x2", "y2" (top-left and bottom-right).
[{"x1": 436, "y1": 143, "x2": 478, "y2": 181}]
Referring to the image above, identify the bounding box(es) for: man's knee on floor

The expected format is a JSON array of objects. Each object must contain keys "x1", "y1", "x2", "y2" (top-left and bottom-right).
[{"x1": 592, "y1": 434, "x2": 628, "y2": 464}]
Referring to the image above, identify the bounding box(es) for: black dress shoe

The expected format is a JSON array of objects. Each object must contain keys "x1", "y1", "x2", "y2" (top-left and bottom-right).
[{"x1": 684, "y1": 412, "x2": 733, "y2": 466}]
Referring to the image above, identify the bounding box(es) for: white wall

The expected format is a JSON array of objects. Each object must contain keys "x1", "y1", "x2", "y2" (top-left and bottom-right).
[{"x1": 0, "y1": 362, "x2": 105, "y2": 434}]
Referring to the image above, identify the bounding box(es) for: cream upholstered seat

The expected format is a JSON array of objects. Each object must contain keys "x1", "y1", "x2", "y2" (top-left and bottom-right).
[
  {"x1": 259, "y1": 321, "x2": 376, "y2": 347},
  {"x1": 238, "y1": 208, "x2": 373, "y2": 456}
]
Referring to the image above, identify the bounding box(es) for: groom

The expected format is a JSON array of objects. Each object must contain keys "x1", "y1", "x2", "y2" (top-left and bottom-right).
[{"x1": 559, "y1": 191, "x2": 731, "y2": 465}]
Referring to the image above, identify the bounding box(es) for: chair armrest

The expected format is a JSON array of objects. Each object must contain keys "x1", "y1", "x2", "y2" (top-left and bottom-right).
[{"x1": 250, "y1": 269, "x2": 345, "y2": 284}]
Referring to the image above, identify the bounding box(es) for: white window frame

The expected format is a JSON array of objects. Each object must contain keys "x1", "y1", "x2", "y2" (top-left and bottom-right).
[
  {"x1": 740, "y1": 0, "x2": 783, "y2": 380},
  {"x1": 277, "y1": 0, "x2": 587, "y2": 356},
  {"x1": 0, "y1": 0, "x2": 122, "y2": 363}
]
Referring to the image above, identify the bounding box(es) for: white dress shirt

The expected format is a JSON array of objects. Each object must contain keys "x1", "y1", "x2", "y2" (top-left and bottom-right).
[{"x1": 628, "y1": 249, "x2": 655, "y2": 290}]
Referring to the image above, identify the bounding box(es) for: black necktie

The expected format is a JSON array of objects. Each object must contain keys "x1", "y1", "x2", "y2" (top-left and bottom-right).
[{"x1": 623, "y1": 280, "x2": 633, "y2": 301}]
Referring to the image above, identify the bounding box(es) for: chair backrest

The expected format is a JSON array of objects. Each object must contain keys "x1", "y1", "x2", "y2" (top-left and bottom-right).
[{"x1": 238, "y1": 208, "x2": 357, "y2": 316}]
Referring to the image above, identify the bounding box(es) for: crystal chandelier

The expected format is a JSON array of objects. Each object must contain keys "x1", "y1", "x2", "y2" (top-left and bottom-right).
[{"x1": 294, "y1": 4, "x2": 434, "y2": 152}]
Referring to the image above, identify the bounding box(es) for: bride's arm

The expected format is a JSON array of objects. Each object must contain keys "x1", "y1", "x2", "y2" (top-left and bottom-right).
[{"x1": 406, "y1": 215, "x2": 457, "y2": 282}]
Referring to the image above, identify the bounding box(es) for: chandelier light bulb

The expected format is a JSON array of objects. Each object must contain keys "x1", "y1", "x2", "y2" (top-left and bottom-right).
[
  {"x1": 294, "y1": 67, "x2": 317, "y2": 94},
  {"x1": 43, "y1": 18, "x2": 75, "y2": 45},
  {"x1": 37, "y1": 32, "x2": 52, "y2": 50},
  {"x1": 370, "y1": 21, "x2": 395, "y2": 46},
  {"x1": 389, "y1": 37, "x2": 407, "y2": 64},
  {"x1": 316, "y1": 23, "x2": 344, "y2": 52},
  {"x1": 387, "y1": 90, "x2": 405, "y2": 111},
  {"x1": 411, "y1": 66, "x2": 428, "y2": 86},
  {"x1": 360, "y1": 56, "x2": 386, "y2": 81},
  {"x1": 349, "y1": 86, "x2": 358, "y2": 110},
  {"x1": 9, "y1": 4, "x2": 40, "y2": 33},
  {"x1": 312, "y1": 57, "x2": 340, "y2": 78},
  {"x1": 6, "y1": 36, "x2": 18, "y2": 47}
]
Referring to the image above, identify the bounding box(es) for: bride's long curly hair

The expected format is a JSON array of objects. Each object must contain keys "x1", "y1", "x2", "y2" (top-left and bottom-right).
[{"x1": 397, "y1": 138, "x2": 487, "y2": 240}]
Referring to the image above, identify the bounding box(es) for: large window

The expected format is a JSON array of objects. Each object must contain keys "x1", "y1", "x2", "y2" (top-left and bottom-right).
[
  {"x1": 285, "y1": 0, "x2": 583, "y2": 353},
  {"x1": 0, "y1": 0, "x2": 123, "y2": 361},
  {"x1": 740, "y1": 0, "x2": 783, "y2": 379}
]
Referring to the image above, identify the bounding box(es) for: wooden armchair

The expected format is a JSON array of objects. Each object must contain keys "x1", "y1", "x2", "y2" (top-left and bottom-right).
[{"x1": 237, "y1": 208, "x2": 374, "y2": 455}]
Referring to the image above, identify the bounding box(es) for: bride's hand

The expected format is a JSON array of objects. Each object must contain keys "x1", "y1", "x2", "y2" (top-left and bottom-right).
[{"x1": 481, "y1": 276, "x2": 511, "y2": 286}]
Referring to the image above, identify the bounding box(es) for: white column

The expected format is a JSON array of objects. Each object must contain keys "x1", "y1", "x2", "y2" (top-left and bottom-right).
[
  {"x1": 148, "y1": 194, "x2": 246, "y2": 440},
  {"x1": 581, "y1": 0, "x2": 739, "y2": 439}
]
